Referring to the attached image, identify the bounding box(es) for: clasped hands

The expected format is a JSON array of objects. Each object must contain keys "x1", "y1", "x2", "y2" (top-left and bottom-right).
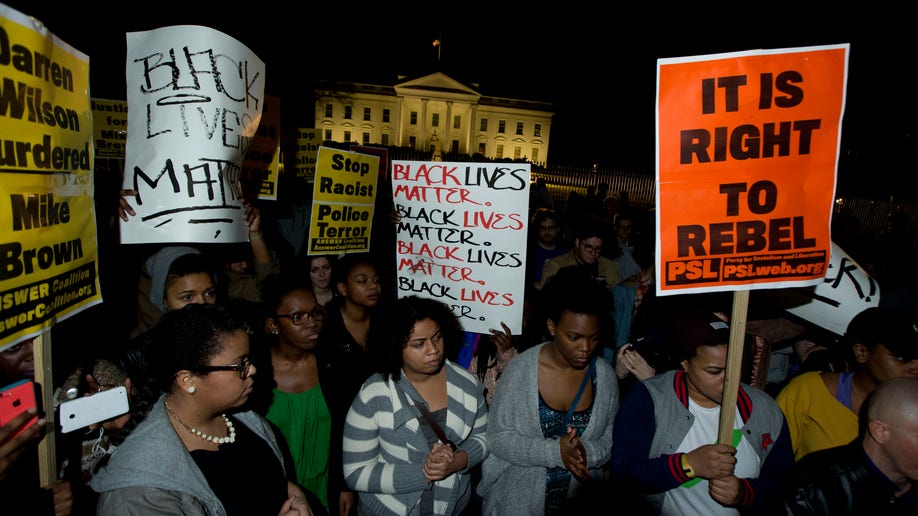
[
  {"x1": 560, "y1": 426, "x2": 591, "y2": 481},
  {"x1": 424, "y1": 441, "x2": 460, "y2": 482}
]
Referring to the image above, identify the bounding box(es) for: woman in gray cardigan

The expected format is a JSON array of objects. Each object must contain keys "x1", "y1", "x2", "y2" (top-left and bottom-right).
[{"x1": 478, "y1": 267, "x2": 620, "y2": 515}]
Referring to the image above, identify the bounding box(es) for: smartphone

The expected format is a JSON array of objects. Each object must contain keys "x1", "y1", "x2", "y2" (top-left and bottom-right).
[
  {"x1": 59, "y1": 386, "x2": 130, "y2": 433},
  {"x1": 0, "y1": 379, "x2": 39, "y2": 440}
]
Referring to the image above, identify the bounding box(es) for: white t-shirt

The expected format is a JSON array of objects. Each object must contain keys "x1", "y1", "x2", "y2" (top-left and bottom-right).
[{"x1": 661, "y1": 398, "x2": 761, "y2": 516}]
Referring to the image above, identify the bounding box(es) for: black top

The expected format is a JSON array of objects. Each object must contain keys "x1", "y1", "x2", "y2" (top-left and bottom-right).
[
  {"x1": 775, "y1": 439, "x2": 918, "y2": 515},
  {"x1": 190, "y1": 416, "x2": 289, "y2": 516}
]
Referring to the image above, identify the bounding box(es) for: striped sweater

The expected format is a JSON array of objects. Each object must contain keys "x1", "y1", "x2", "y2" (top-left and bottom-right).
[{"x1": 342, "y1": 360, "x2": 488, "y2": 515}]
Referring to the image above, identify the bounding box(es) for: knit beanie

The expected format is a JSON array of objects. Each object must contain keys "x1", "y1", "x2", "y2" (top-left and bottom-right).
[{"x1": 146, "y1": 246, "x2": 202, "y2": 312}]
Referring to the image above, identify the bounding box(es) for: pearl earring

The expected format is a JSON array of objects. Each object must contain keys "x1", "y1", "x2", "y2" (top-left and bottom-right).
[{"x1": 187, "y1": 386, "x2": 196, "y2": 394}]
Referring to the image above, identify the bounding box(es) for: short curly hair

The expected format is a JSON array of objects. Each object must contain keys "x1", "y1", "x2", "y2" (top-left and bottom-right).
[{"x1": 373, "y1": 296, "x2": 465, "y2": 381}]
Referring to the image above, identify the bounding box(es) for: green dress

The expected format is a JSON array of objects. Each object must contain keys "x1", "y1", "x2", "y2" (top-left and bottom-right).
[{"x1": 266, "y1": 384, "x2": 332, "y2": 507}]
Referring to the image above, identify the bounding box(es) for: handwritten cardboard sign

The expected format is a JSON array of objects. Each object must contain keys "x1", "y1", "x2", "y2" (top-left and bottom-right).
[
  {"x1": 656, "y1": 44, "x2": 849, "y2": 296},
  {"x1": 119, "y1": 25, "x2": 265, "y2": 244},
  {"x1": 0, "y1": 5, "x2": 101, "y2": 348},
  {"x1": 764, "y1": 241, "x2": 880, "y2": 336},
  {"x1": 392, "y1": 161, "x2": 530, "y2": 334}
]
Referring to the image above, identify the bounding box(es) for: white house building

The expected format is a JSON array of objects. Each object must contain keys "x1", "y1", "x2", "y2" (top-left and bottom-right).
[{"x1": 314, "y1": 72, "x2": 554, "y2": 164}]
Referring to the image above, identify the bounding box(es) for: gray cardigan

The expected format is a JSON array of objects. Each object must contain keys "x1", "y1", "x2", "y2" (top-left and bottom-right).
[
  {"x1": 90, "y1": 394, "x2": 286, "y2": 515},
  {"x1": 477, "y1": 343, "x2": 619, "y2": 515}
]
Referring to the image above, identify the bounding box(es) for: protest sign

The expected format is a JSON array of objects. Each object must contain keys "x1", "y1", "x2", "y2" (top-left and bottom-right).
[
  {"x1": 306, "y1": 147, "x2": 379, "y2": 254},
  {"x1": 293, "y1": 128, "x2": 321, "y2": 181},
  {"x1": 119, "y1": 25, "x2": 265, "y2": 244},
  {"x1": 0, "y1": 4, "x2": 101, "y2": 348},
  {"x1": 764, "y1": 241, "x2": 879, "y2": 336},
  {"x1": 392, "y1": 161, "x2": 530, "y2": 335},
  {"x1": 241, "y1": 94, "x2": 280, "y2": 201},
  {"x1": 91, "y1": 98, "x2": 127, "y2": 158},
  {"x1": 656, "y1": 44, "x2": 849, "y2": 296}
]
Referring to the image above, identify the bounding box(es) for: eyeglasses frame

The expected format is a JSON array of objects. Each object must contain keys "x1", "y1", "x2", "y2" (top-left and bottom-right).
[
  {"x1": 274, "y1": 306, "x2": 327, "y2": 326},
  {"x1": 197, "y1": 355, "x2": 253, "y2": 380}
]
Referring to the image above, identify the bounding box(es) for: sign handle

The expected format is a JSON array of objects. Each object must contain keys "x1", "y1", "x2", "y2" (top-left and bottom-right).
[
  {"x1": 718, "y1": 290, "x2": 749, "y2": 445},
  {"x1": 33, "y1": 331, "x2": 57, "y2": 486}
]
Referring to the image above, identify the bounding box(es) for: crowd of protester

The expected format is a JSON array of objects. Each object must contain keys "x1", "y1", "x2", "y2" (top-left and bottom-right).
[{"x1": 1, "y1": 173, "x2": 916, "y2": 515}]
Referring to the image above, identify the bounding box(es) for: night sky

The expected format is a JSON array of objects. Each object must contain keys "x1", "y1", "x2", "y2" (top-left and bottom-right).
[{"x1": 5, "y1": 2, "x2": 915, "y2": 201}]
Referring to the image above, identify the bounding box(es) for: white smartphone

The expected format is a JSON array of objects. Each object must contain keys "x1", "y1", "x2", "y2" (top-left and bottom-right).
[{"x1": 58, "y1": 386, "x2": 129, "y2": 433}]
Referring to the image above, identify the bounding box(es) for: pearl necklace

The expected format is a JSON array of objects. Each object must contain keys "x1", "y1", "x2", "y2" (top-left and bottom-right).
[{"x1": 164, "y1": 400, "x2": 235, "y2": 445}]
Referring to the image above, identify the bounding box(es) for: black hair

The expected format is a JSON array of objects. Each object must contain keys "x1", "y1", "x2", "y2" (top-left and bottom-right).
[
  {"x1": 165, "y1": 252, "x2": 218, "y2": 296},
  {"x1": 168, "y1": 251, "x2": 217, "y2": 278},
  {"x1": 332, "y1": 252, "x2": 378, "y2": 288},
  {"x1": 260, "y1": 272, "x2": 314, "y2": 315},
  {"x1": 374, "y1": 296, "x2": 465, "y2": 382},
  {"x1": 143, "y1": 303, "x2": 245, "y2": 394},
  {"x1": 292, "y1": 252, "x2": 338, "y2": 287},
  {"x1": 530, "y1": 207, "x2": 561, "y2": 228},
  {"x1": 539, "y1": 266, "x2": 612, "y2": 329},
  {"x1": 573, "y1": 222, "x2": 605, "y2": 243}
]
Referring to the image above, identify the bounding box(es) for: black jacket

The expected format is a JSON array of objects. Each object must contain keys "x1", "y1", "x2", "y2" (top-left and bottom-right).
[{"x1": 775, "y1": 439, "x2": 918, "y2": 515}]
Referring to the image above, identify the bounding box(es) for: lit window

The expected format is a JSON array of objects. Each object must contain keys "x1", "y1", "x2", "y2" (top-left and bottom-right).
[
  {"x1": 534, "y1": 123, "x2": 542, "y2": 137},
  {"x1": 480, "y1": 118, "x2": 488, "y2": 131},
  {"x1": 432, "y1": 113, "x2": 439, "y2": 127},
  {"x1": 453, "y1": 115, "x2": 461, "y2": 129}
]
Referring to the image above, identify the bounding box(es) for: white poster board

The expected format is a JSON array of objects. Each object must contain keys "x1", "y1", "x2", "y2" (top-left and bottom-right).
[
  {"x1": 120, "y1": 25, "x2": 265, "y2": 244},
  {"x1": 392, "y1": 161, "x2": 530, "y2": 335},
  {"x1": 765, "y1": 241, "x2": 880, "y2": 336}
]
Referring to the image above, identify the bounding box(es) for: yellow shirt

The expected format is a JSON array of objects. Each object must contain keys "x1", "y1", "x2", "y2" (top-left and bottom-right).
[{"x1": 775, "y1": 371, "x2": 858, "y2": 461}]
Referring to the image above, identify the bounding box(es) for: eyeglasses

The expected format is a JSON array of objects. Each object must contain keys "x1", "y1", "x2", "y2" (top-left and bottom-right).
[
  {"x1": 275, "y1": 307, "x2": 327, "y2": 325},
  {"x1": 198, "y1": 355, "x2": 252, "y2": 380},
  {"x1": 581, "y1": 243, "x2": 602, "y2": 253}
]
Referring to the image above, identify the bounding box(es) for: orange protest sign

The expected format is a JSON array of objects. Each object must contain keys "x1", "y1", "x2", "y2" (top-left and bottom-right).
[{"x1": 656, "y1": 44, "x2": 849, "y2": 296}]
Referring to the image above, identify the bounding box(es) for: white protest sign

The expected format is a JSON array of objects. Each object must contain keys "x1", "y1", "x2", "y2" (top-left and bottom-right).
[
  {"x1": 120, "y1": 25, "x2": 265, "y2": 244},
  {"x1": 392, "y1": 161, "x2": 530, "y2": 335},
  {"x1": 765, "y1": 241, "x2": 880, "y2": 336}
]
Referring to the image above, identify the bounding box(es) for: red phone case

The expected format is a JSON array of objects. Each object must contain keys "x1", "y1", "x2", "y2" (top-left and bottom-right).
[{"x1": 0, "y1": 379, "x2": 38, "y2": 440}]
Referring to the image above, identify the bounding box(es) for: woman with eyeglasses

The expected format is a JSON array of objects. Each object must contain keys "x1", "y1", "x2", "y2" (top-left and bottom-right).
[
  {"x1": 342, "y1": 295, "x2": 488, "y2": 516},
  {"x1": 90, "y1": 303, "x2": 313, "y2": 516},
  {"x1": 249, "y1": 273, "x2": 352, "y2": 515}
]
